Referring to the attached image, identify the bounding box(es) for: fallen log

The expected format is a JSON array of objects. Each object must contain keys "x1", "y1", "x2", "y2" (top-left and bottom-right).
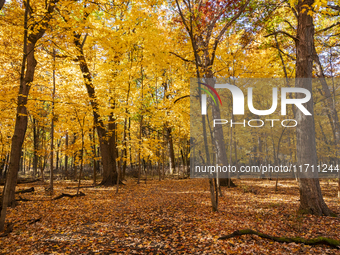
[
  {"x1": 66, "y1": 185, "x2": 95, "y2": 189},
  {"x1": 218, "y1": 229, "x2": 340, "y2": 249},
  {"x1": 15, "y1": 187, "x2": 34, "y2": 194},
  {"x1": 28, "y1": 218, "x2": 41, "y2": 225},
  {"x1": 17, "y1": 196, "x2": 31, "y2": 202},
  {"x1": 53, "y1": 191, "x2": 85, "y2": 200}
]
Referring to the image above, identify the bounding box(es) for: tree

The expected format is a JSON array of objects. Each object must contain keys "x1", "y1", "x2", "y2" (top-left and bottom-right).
[
  {"x1": 294, "y1": 0, "x2": 331, "y2": 215},
  {"x1": 0, "y1": 0, "x2": 59, "y2": 231},
  {"x1": 174, "y1": 0, "x2": 249, "y2": 211}
]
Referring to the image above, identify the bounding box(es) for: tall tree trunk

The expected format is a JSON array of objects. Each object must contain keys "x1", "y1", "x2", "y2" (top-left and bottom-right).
[
  {"x1": 56, "y1": 140, "x2": 60, "y2": 173},
  {"x1": 33, "y1": 117, "x2": 39, "y2": 177},
  {"x1": 0, "y1": 0, "x2": 58, "y2": 231},
  {"x1": 313, "y1": 46, "x2": 340, "y2": 198},
  {"x1": 175, "y1": 0, "x2": 248, "y2": 213},
  {"x1": 0, "y1": 156, "x2": 5, "y2": 180},
  {"x1": 23, "y1": 151, "x2": 26, "y2": 175},
  {"x1": 128, "y1": 117, "x2": 133, "y2": 171},
  {"x1": 186, "y1": 140, "x2": 190, "y2": 175},
  {"x1": 166, "y1": 126, "x2": 175, "y2": 175},
  {"x1": 49, "y1": 48, "x2": 56, "y2": 194},
  {"x1": 313, "y1": 48, "x2": 340, "y2": 148},
  {"x1": 74, "y1": 34, "x2": 117, "y2": 186},
  {"x1": 137, "y1": 69, "x2": 144, "y2": 184},
  {"x1": 158, "y1": 147, "x2": 161, "y2": 181},
  {"x1": 206, "y1": 75, "x2": 235, "y2": 188},
  {"x1": 70, "y1": 154, "x2": 74, "y2": 180},
  {"x1": 19, "y1": 150, "x2": 23, "y2": 174},
  {"x1": 162, "y1": 127, "x2": 165, "y2": 179},
  {"x1": 64, "y1": 132, "x2": 68, "y2": 179},
  {"x1": 295, "y1": 0, "x2": 331, "y2": 216},
  {"x1": 116, "y1": 127, "x2": 121, "y2": 183},
  {"x1": 122, "y1": 120, "x2": 127, "y2": 181},
  {"x1": 122, "y1": 81, "x2": 130, "y2": 181},
  {"x1": 2, "y1": 154, "x2": 9, "y2": 179},
  {"x1": 138, "y1": 115, "x2": 143, "y2": 184},
  {"x1": 77, "y1": 129, "x2": 84, "y2": 195},
  {"x1": 91, "y1": 127, "x2": 96, "y2": 185},
  {"x1": 180, "y1": 149, "x2": 185, "y2": 177},
  {"x1": 73, "y1": 134, "x2": 77, "y2": 181}
]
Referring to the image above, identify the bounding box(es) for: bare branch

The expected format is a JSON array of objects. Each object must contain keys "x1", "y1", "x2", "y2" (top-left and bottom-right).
[
  {"x1": 175, "y1": 0, "x2": 192, "y2": 36},
  {"x1": 81, "y1": 33, "x2": 88, "y2": 49},
  {"x1": 316, "y1": 21, "x2": 340, "y2": 34},
  {"x1": 274, "y1": 34, "x2": 289, "y2": 82},
  {"x1": 169, "y1": 52, "x2": 193, "y2": 63},
  {"x1": 327, "y1": 5, "x2": 340, "y2": 11},
  {"x1": 265, "y1": 30, "x2": 298, "y2": 41},
  {"x1": 174, "y1": 95, "x2": 190, "y2": 104},
  {"x1": 283, "y1": 20, "x2": 295, "y2": 30},
  {"x1": 211, "y1": 0, "x2": 250, "y2": 64},
  {"x1": 284, "y1": 0, "x2": 298, "y2": 18},
  {"x1": 275, "y1": 46, "x2": 296, "y2": 60},
  {"x1": 42, "y1": 47, "x2": 77, "y2": 61}
]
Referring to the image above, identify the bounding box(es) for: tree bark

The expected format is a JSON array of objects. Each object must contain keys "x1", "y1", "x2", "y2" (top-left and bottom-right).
[
  {"x1": 56, "y1": 140, "x2": 60, "y2": 173},
  {"x1": 64, "y1": 132, "x2": 68, "y2": 179},
  {"x1": 74, "y1": 34, "x2": 117, "y2": 186},
  {"x1": 90, "y1": 127, "x2": 96, "y2": 185},
  {"x1": 166, "y1": 127, "x2": 175, "y2": 175},
  {"x1": 0, "y1": 0, "x2": 5, "y2": 11},
  {"x1": 295, "y1": 0, "x2": 331, "y2": 216},
  {"x1": 175, "y1": 0, "x2": 248, "y2": 212},
  {"x1": 1, "y1": 154, "x2": 9, "y2": 179},
  {"x1": 2, "y1": 29, "x2": 31, "y2": 207},
  {"x1": 0, "y1": 0, "x2": 58, "y2": 231},
  {"x1": 313, "y1": 47, "x2": 340, "y2": 159},
  {"x1": 32, "y1": 117, "x2": 39, "y2": 177},
  {"x1": 49, "y1": 48, "x2": 56, "y2": 195},
  {"x1": 137, "y1": 115, "x2": 143, "y2": 184},
  {"x1": 122, "y1": 81, "x2": 130, "y2": 181},
  {"x1": 206, "y1": 75, "x2": 235, "y2": 187},
  {"x1": 76, "y1": 128, "x2": 84, "y2": 195}
]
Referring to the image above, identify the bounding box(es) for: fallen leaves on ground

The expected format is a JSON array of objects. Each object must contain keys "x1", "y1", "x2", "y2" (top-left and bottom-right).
[{"x1": 0, "y1": 178, "x2": 340, "y2": 254}]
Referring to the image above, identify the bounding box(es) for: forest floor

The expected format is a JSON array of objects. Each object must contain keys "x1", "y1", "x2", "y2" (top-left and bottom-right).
[{"x1": 0, "y1": 178, "x2": 340, "y2": 254}]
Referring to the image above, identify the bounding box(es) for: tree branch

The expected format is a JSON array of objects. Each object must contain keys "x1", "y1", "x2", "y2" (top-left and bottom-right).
[
  {"x1": 175, "y1": 0, "x2": 191, "y2": 36},
  {"x1": 211, "y1": 0, "x2": 250, "y2": 64},
  {"x1": 316, "y1": 21, "x2": 340, "y2": 34},
  {"x1": 169, "y1": 52, "x2": 191, "y2": 62},
  {"x1": 327, "y1": 5, "x2": 340, "y2": 11},
  {"x1": 265, "y1": 30, "x2": 298, "y2": 41},
  {"x1": 169, "y1": 51, "x2": 201, "y2": 66},
  {"x1": 285, "y1": 0, "x2": 298, "y2": 19},
  {"x1": 218, "y1": 229, "x2": 340, "y2": 249},
  {"x1": 174, "y1": 95, "x2": 190, "y2": 104},
  {"x1": 81, "y1": 33, "x2": 88, "y2": 49},
  {"x1": 270, "y1": 45, "x2": 296, "y2": 60},
  {"x1": 283, "y1": 19, "x2": 295, "y2": 30}
]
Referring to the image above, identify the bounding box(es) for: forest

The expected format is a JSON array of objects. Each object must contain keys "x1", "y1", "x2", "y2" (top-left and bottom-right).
[{"x1": 0, "y1": 0, "x2": 340, "y2": 254}]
